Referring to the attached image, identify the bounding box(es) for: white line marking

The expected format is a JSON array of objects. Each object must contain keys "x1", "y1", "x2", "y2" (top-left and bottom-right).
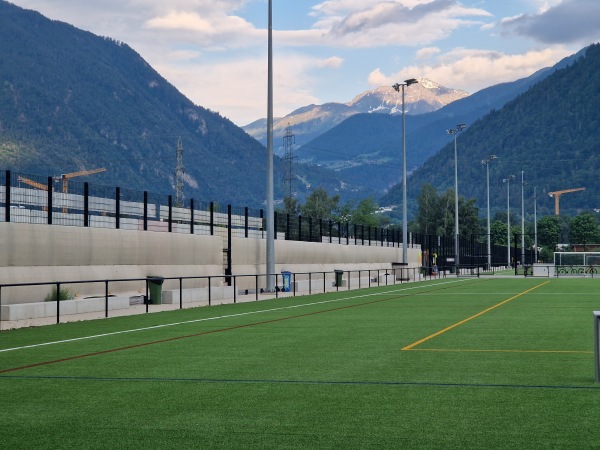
[{"x1": 0, "y1": 279, "x2": 473, "y2": 354}]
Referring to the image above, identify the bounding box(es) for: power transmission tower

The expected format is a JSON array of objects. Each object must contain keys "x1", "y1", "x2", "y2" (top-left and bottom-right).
[
  {"x1": 174, "y1": 137, "x2": 185, "y2": 207},
  {"x1": 282, "y1": 123, "x2": 296, "y2": 198}
]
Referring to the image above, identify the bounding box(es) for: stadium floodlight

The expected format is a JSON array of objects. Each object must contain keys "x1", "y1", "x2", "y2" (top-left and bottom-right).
[
  {"x1": 521, "y1": 171, "x2": 527, "y2": 268},
  {"x1": 392, "y1": 78, "x2": 418, "y2": 265},
  {"x1": 503, "y1": 175, "x2": 516, "y2": 267},
  {"x1": 447, "y1": 124, "x2": 467, "y2": 274},
  {"x1": 482, "y1": 155, "x2": 497, "y2": 270}
]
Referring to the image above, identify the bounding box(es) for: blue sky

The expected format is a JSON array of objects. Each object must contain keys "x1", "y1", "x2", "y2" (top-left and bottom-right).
[{"x1": 8, "y1": 0, "x2": 600, "y2": 125}]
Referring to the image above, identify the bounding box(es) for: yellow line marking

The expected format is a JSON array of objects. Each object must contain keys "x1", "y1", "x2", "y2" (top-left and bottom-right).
[
  {"x1": 404, "y1": 348, "x2": 593, "y2": 354},
  {"x1": 402, "y1": 280, "x2": 551, "y2": 350}
]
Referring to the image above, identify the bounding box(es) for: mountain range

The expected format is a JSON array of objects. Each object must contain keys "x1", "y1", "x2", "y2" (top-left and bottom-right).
[
  {"x1": 382, "y1": 43, "x2": 600, "y2": 219},
  {"x1": 0, "y1": 0, "x2": 597, "y2": 219},
  {"x1": 242, "y1": 79, "x2": 468, "y2": 150},
  {"x1": 290, "y1": 48, "x2": 588, "y2": 196},
  {"x1": 0, "y1": 0, "x2": 345, "y2": 208}
]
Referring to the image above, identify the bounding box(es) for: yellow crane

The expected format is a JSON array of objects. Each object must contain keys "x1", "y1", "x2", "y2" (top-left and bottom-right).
[
  {"x1": 17, "y1": 175, "x2": 51, "y2": 191},
  {"x1": 18, "y1": 168, "x2": 107, "y2": 213},
  {"x1": 548, "y1": 187, "x2": 585, "y2": 215},
  {"x1": 59, "y1": 168, "x2": 107, "y2": 194}
]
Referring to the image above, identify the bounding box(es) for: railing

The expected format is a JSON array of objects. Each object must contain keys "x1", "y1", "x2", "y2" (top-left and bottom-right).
[
  {"x1": 1, "y1": 170, "x2": 409, "y2": 248},
  {"x1": 0, "y1": 268, "x2": 422, "y2": 330},
  {"x1": 554, "y1": 265, "x2": 598, "y2": 277}
]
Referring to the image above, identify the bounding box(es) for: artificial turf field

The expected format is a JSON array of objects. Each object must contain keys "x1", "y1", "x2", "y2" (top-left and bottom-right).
[{"x1": 1, "y1": 277, "x2": 599, "y2": 448}]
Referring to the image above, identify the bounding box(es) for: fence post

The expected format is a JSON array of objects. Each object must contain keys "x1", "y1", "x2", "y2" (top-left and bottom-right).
[
  {"x1": 5, "y1": 170, "x2": 10, "y2": 223},
  {"x1": 56, "y1": 282, "x2": 61, "y2": 324},
  {"x1": 329, "y1": 220, "x2": 332, "y2": 243},
  {"x1": 143, "y1": 191, "x2": 148, "y2": 231},
  {"x1": 319, "y1": 219, "x2": 323, "y2": 243},
  {"x1": 244, "y1": 207, "x2": 249, "y2": 238},
  {"x1": 190, "y1": 198, "x2": 194, "y2": 234},
  {"x1": 260, "y1": 209, "x2": 264, "y2": 238},
  {"x1": 47, "y1": 177, "x2": 53, "y2": 225},
  {"x1": 84, "y1": 182, "x2": 89, "y2": 227},
  {"x1": 208, "y1": 276, "x2": 212, "y2": 306},
  {"x1": 338, "y1": 221, "x2": 341, "y2": 244},
  {"x1": 274, "y1": 211, "x2": 278, "y2": 240},
  {"x1": 179, "y1": 278, "x2": 183, "y2": 309},
  {"x1": 210, "y1": 201, "x2": 214, "y2": 235},
  {"x1": 346, "y1": 222, "x2": 350, "y2": 245},
  {"x1": 226, "y1": 205, "x2": 232, "y2": 285},
  {"x1": 105, "y1": 280, "x2": 109, "y2": 318},
  {"x1": 168, "y1": 195, "x2": 173, "y2": 232},
  {"x1": 115, "y1": 187, "x2": 120, "y2": 229},
  {"x1": 233, "y1": 276, "x2": 237, "y2": 303}
]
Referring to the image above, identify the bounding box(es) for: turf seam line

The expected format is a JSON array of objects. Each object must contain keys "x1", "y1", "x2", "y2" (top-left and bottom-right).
[
  {"x1": 0, "y1": 278, "x2": 474, "y2": 354},
  {"x1": 1, "y1": 374, "x2": 599, "y2": 391},
  {"x1": 402, "y1": 280, "x2": 551, "y2": 350}
]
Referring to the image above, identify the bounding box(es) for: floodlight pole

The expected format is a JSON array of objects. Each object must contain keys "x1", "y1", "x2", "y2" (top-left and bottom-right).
[
  {"x1": 503, "y1": 175, "x2": 515, "y2": 267},
  {"x1": 393, "y1": 78, "x2": 418, "y2": 265},
  {"x1": 521, "y1": 171, "x2": 526, "y2": 267},
  {"x1": 482, "y1": 155, "x2": 497, "y2": 270},
  {"x1": 534, "y1": 187, "x2": 538, "y2": 263},
  {"x1": 265, "y1": 0, "x2": 275, "y2": 292},
  {"x1": 447, "y1": 124, "x2": 467, "y2": 274}
]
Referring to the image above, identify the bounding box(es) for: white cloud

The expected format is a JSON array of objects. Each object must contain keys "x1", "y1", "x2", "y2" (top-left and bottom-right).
[
  {"x1": 145, "y1": 11, "x2": 215, "y2": 32},
  {"x1": 368, "y1": 46, "x2": 573, "y2": 93},
  {"x1": 501, "y1": 0, "x2": 600, "y2": 44},
  {"x1": 155, "y1": 53, "x2": 342, "y2": 124},
  {"x1": 317, "y1": 56, "x2": 344, "y2": 68},
  {"x1": 416, "y1": 46, "x2": 441, "y2": 59},
  {"x1": 310, "y1": 0, "x2": 492, "y2": 48}
]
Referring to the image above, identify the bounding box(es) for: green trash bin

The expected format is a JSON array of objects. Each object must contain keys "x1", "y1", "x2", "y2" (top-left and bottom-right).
[
  {"x1": 334, "y1": 270, "x2": 344, "y2": 287},
  {"x1": 147, "y1": 276, "x2": 164, "y2": 304}
]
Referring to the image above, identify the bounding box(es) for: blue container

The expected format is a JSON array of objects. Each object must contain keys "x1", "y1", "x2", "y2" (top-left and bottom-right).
[{"x1": 281, "y1": 271, "x2": 292, "y2": 292}]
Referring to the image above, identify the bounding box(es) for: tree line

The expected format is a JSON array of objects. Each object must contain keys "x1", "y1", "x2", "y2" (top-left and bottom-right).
[{"x1": 287, "y1": 183, "x2": 600, "y2": 263}]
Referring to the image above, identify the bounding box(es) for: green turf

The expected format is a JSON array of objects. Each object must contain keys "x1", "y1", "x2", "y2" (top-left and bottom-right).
[{"x1": 1, "y1": 278, "x2": 600, "y2": 448}]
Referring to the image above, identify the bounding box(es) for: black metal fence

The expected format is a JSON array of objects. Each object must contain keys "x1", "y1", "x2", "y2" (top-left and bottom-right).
[
  {"x1": 0, "y1": 267, "x2": 422, "y2": 329},
  {"x1": 1, "y1": 169, "x2": 521, "y2": 267}
]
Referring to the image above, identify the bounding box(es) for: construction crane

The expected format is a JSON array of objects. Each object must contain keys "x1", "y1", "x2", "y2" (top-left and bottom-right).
[
  {"x1": 57, "y1": 168, "x2": 107, "y2": 213},
  {"x1": 59, "y1": 168, "x2": 107, "y2": 194},
  {"x1": 17, "y1": 176, "x2": 51, "y2": 191},
  {"x1": 548, "y1": 187, "x2": 585, "y2": 215}
]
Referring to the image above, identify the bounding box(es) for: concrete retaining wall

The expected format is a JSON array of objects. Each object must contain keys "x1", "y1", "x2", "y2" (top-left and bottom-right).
[{"x1": 0, "y1": 223, "x2": 421, "y2": 305}]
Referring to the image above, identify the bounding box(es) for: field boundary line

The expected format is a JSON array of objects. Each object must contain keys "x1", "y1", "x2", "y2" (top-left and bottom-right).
[
  {"x1": 402, "y1": 280, "x2": 551, "y2": 350},
  {"x1": 1, "y1": 279, "x2": 474, "y2": 355}
]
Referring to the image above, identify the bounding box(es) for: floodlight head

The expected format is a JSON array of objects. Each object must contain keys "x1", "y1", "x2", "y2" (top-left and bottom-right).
[
  {"x1": 490, "y1": 155, "x2": 497, "y2": 160},
  {"x1": 392, "y1": 83, "x2": 401, "y2": 92},
  {"x1": 405, "y1": 78, "x2": 418, "y2": 86},
  {"x1": 447, "y1": 129, "x2": 456, "y2": 135},
  {"x1": 457, "y1": 123, "x2": 467, "y2": 131}
]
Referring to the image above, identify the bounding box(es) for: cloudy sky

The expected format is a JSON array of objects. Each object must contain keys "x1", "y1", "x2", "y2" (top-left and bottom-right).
[{"x1": 8, "y1": 0, "x2": 600, "y2": 125}]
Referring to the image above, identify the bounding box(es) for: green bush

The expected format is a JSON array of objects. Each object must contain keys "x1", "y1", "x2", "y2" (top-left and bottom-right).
[{"x1": 44, "y1": 286, "x2": 75, "y2": 302}]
